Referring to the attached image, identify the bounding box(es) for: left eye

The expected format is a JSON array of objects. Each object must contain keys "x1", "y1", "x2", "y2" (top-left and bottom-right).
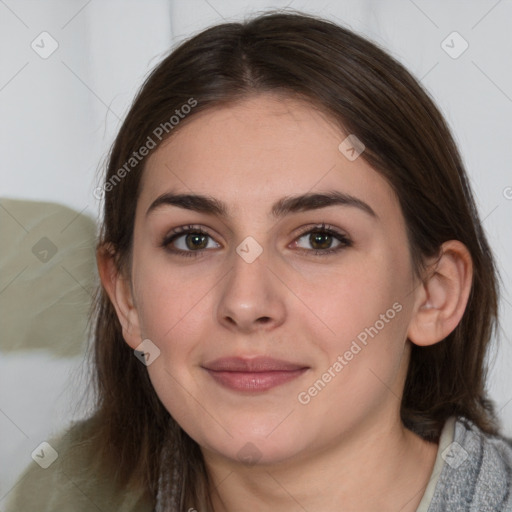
[{"x1": 293, "y1": 226, "x2": 352, "y2": 255}]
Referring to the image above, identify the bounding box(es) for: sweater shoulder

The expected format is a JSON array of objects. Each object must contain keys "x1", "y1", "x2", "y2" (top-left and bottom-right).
[{"x1": 428, "y1": 416, "x2": 512, "y2": 512}]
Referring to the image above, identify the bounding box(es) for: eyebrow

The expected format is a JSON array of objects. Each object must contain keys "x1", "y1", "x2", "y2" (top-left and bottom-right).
[{"x1": 146, "y1": 190, "x2": 378, "y2": 220}]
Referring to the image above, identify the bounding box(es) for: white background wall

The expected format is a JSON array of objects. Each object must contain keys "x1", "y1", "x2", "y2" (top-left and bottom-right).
[{"x1": 1, "y1": 0, "x2": 511, "y2": 500}]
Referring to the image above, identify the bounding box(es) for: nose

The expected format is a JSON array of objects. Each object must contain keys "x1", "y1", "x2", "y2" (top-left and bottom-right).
[{"x1": 216, "y1": 247, "x2": 287, "y2": 334}]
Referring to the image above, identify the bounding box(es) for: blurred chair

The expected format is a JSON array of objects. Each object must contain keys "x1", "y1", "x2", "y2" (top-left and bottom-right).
[{"x1": 0, "y1": 198, "x2": 98, "y2": 502}]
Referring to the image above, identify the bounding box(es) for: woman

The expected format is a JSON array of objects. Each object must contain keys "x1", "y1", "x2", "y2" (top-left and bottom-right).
[{"x1": 6, "y1": 10, "x2": 512, "y2": 512}]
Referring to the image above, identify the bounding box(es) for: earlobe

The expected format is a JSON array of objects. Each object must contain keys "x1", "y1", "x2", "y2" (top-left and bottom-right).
[
  {"x1": 408, "y1": 240, "x2": 473, "y2": 347},
  {"x1": 96, "y1": 244, "x2": 142, "y2": 349}
]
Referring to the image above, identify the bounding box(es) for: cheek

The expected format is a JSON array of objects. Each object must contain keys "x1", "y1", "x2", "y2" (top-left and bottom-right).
[
  {"x1": 132, "y1": 244, "x2": 213, "y2": 340},
  {"x1": 297, "y1": 254, "x2": 403, "y2": 350},
  {"x1": 132, "y1": 256, "x2": 224, "y2": 407},
  {"x1": 295, "y1": 295, "x2": 409, "y2": 431},
  {"x1": 134, "y1": 265, "x2": 215, "y2": 428},
  {"x1": 294, "y1": 249, "x2": 411, "y2": 402}
]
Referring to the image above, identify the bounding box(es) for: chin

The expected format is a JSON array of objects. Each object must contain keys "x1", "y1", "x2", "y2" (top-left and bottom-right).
[{"x1": 200, "y1": 429, "x2": 308, "y2": 467}]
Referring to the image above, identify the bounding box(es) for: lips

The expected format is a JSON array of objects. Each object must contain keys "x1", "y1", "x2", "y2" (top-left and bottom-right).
[
  {"x1": 203, "y1": 356, "x2": 307, "y2": 372},
  {"x1": 202, "y1": 356, "x2": 309, "y2": 392}
]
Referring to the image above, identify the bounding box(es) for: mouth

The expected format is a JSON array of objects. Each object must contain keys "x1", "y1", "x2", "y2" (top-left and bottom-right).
[{"x1": 201, "y1": 356, "x2": 309, "y2": 392}]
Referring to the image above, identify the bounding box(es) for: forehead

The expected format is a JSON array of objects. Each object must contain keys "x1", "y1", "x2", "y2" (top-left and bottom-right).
[{"x1": 138, "y1": 95, "x2": 398, "y2": 221}]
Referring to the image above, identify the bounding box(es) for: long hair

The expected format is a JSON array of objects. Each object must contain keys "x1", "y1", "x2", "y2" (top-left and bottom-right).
[{"x1": 86, "y1": 10, "x2": 500, "y2": 510}]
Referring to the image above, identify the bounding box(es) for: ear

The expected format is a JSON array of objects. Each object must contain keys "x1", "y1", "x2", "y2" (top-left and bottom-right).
[
  {"x1": 96, "y1": 244, "x2": 142, "y2": 350},
  {"x1": 407, "y1": 240, "x2": 473, "y2": 347}
]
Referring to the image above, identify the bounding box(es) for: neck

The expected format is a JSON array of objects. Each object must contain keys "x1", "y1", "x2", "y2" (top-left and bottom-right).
[{"x1": 202, "y1": 410, "x2": 438, "y2": 512}]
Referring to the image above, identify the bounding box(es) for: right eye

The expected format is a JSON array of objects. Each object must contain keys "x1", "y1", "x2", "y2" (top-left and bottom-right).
[{"x1": 161, "y1": 225, "x2": 221, "y2": 258}]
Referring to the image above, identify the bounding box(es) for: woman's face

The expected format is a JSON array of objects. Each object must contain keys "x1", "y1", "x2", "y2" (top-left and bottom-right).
[{"x1": 126, "y1": 94, "x2": 421, "y2": 466}]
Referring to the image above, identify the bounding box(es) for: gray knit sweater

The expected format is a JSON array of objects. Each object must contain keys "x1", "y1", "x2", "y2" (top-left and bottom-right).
[{"x1": 420, "y1": 416, "x2": 512, "y2": 511}]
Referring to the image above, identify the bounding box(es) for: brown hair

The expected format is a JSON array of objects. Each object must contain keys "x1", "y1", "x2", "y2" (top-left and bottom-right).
[{"x1": 86, "y1": 10, "x2": 501, "y2": 510}]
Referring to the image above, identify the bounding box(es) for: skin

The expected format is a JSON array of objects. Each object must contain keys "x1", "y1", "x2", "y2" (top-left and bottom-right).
[{"x1": 99, "y1": 94, "x2": 473, "y2": 511}]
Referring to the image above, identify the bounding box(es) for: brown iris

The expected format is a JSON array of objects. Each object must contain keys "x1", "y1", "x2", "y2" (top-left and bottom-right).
[
  {"x1": 185, "y1": 233, "x2": 209, "y2": 250},
  {"x1": 309, "y1": 231, "x2": 333, "y2": 250}
]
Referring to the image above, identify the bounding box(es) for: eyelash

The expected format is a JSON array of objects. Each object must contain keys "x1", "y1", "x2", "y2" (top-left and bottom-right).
[{"x1": 160, "y1": 223, "x2": 352, "y2": 258}]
